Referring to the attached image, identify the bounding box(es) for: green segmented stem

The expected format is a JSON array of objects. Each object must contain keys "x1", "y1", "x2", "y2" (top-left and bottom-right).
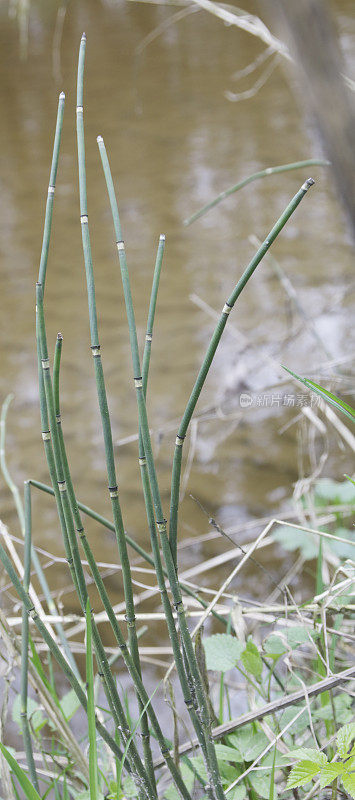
[
  {"x1": 76, "y1": 36, "x2": 162, "y2": 798},
  {"x1": 184, "y1": 160, "x2": 326, "y2": 225},
  {"x1": 37, "y1": 287, "x2": 152, "y2": 798},
  {"x1": 97, "y1": 137, "x2": 225, "y2": 800},
  {"x1": 170, "y1": 178, "x2": 315, "y2": 567},
  {"x1": 29, "y1": 476, "x2": 226, "y2": 625},
  {"x1": 20, "y1": 481, "x2": 40, "y2": 793},
  {"x1": 138, "y1": 237, "x2": 215, "y2": 799},
  {"x1": 32, "y1": 87, "x2": 80, "y2": 675},
  {"x1": 52, "y1": 335, "x2": 193, "y2": 800},
  {"x1": 76, "y1": 38, "x2": 139, "y2": 661},
  {"x1": 142, "y1": 235, "x2": 165, "y2": 397},
  {"x1": 0, "y1": 537, "x2": 130, "y2": 766},
  {"x1": 0, "y1": 397, "x2": 75, "y2": 678},
  {"x1": 38, "y1": 92, "x2": 65, "y2": 289}
]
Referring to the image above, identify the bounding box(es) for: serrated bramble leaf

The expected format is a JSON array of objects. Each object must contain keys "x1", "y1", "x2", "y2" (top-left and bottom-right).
[
  {"x1": 319, "y1": 763, "x2": 344, "y2": 788},
  {"x1": 286, "y1": 761, "x2": 321, "y2": 788},
  {"x1": 342, "y1": 772, "x2": 355, "y2": 798},
  {"x1": 203, "y1": 634, "x2": 244, "y2": 672},
  {"x1": 272, "y1": 525, "x2": 318, "y2": 560},
  {"x1": 337, "y1": 723, "x2": 355, "y2": 759},
  {"x1": 315, "y1": 478, "x2": 355, "y2": 505},
  {"x1": 287, "y1": 749, "x2": 327, "y2": 766}
]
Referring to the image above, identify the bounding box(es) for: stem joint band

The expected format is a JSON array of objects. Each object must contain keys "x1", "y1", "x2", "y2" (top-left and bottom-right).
[{"x1": 222, "y1": 302, "x2": 232, "y2": 316}]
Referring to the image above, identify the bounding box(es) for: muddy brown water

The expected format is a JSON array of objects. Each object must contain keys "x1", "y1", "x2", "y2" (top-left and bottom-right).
[{"x1": 0, "y1": 0, "x2": 354, "y2": 665}]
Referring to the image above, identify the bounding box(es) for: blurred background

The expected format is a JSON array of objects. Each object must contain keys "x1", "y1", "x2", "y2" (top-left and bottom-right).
[{"x1": 0, "y1": 0, "x2": 354, "y2": 631}]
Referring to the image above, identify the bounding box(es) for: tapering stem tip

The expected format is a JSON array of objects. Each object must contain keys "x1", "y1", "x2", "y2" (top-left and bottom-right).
[
  {"x1": 81, "y1": 32, "x2": 86, "y2": 40},
  {"x1": 59, "y1": 91, "x2": 65, "y2": 100},
  {"x1": 303, "y1": 177, "x2": 315, "y2": 190},
  {"x1": 97, "y1": 135, "x2": 104, "y2": 144},
  {"x1": 159, "y1": 233, "x2": 166, "y2": 241}
]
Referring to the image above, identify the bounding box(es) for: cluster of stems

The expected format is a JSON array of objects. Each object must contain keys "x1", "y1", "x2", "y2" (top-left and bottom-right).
[{"x1": 0, "y1": 31, "x2": 315, "y2": 800}]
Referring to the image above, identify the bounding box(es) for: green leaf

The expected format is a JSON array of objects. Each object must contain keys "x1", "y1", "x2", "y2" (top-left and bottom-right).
[
  {"x1": 326, "y1": 527, "x2": 355, "y2": 560},
  {"x1": 244, "y1": 733, "x2": 270, "y2": 762},
  {"x1": 277, "y1": 626, "x2": 318, "y2": 649},
  {"x1": 272, "y1": 525, "x2": 318, "y2": 560},
  {"x1": 282, "y1": 368, "x2": 355, "y2": 422},
  {"x1": 230, "y1": 785, "x2": 247, "y2": 800},
  {"x1": 122, "y1": 775, "x2": 140, "y2": 798},
  {"x1": 250, "y1": 772, "x2": 274, "y2": 799},
  {"x1": 286, "y1": 760, "x2": 321, "y2": 788},
  {"x1": 319, "y1": 763, "x2": 344, "y2": 788},
  {"x1": 315, "y1": 478, "x2": 355, "y2": 505},
  {"x1": 263, "y1": 635, "x2": 287, "y2": 656},
  {"x1": 0, "y1": 742, "x2": 42, "y2": 800},
  {"x1": 12, "y1": 694, "x2": 44, "y2": 732},
  {"x1": 241, "y1": 642, "x2": 263, "y2": 679},
  {"x1": 215, "y1": 744, "x2": 245, "y2": 763},
  {"x1": 279, "y1": 706, "x2": 309, "y2": 735},
  {"x1": 203, "y1": 634, "x2": 244, "y2": 672},
  {"x1": 337, "y1": 723, "x2": 355, "y2": 759},
  {"x1": 59, "y1": 688, "x2": 81, "y2": 722},
  {"x1": 342, "y1": 772, "x2": 355, "y2": 798},
  {"x1": 164, "y1": 762, "x2": 195, "y2": 800},
  {"x1": 287, "y1": 749, "x2": 327, "y2": 766},
  {"x1": 313, "y1": 693, "x2": 353, "y2": 723},
  {"x1": 227, "y1": 727, "x2": 253, "y2": 759}
]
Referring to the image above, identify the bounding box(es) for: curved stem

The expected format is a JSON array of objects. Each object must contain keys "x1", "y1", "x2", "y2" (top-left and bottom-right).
[{"x1": 169, "y1": 178, "x2": 315, "y2": 567}]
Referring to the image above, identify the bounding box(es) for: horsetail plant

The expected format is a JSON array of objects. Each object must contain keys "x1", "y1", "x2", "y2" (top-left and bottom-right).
[
  {"x1": 36, "y1": 288, "x2": 157, "y2": 800},
  {"x1": 51, "y1": 330, "x2": 199, "y2": 800},
  {"x1": 97, "y1": 134, "x2": 226, "y2": 800},
  {"x1": 0, "y1": 31, "x2": 322, "y2": 800}
]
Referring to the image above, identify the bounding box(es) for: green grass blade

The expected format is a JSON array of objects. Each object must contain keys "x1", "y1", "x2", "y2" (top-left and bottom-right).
[
  {"x1": 86, "y1": 598, "x2": 99, "y2": 800},
  {"x1": 283, "y1": 367, "x2": 355, "y2": 422},
  {"x1": 268, "y1": 744, "x2": 277, "y2": 800},
  {"x1": 21, "y1": 481, "x2": 40, "y2": 792},
  {"x1": 0, "y1": 742, "x2": 42, "y2": 800}
]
